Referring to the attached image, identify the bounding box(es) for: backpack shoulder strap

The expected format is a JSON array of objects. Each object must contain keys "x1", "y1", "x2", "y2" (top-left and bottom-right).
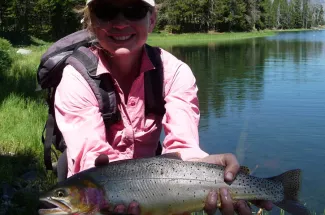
[
  {"x1": 144, "y1": 44, "x2": 166, "y2": 116},
  {"x1": 67, "y1": 46, "x2": 121, "y2": 126},
  {"x1": 41, "y1": 45, "x2": 121, "y2": 170}
]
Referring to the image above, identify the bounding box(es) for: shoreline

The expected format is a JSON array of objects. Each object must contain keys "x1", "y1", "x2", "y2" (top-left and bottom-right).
[{"x1": 146, "y1": 28, "x2": 324, "y2": 47}]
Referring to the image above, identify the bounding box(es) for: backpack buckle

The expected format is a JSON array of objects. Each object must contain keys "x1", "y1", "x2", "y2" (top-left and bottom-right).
[{"x1": 102, "y1": 112, "x2": 121, "y2": 126}]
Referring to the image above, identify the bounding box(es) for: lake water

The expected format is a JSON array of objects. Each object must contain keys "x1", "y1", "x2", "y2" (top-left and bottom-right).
[{"x1": 164, "y1": 30, "x2": 325, "y2": 214}]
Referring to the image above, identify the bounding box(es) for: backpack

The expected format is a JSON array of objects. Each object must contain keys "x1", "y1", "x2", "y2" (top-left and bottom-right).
[{"x1": 36, "y1": 29, "x2": 166, "y2": 171}]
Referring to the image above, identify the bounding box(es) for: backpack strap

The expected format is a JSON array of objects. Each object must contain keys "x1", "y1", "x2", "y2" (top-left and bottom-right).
[
  {"x1": 144, "y1": 44, "x2": 166, "y2": 116},
  {"x1": 41, "y1": 45, "x2": 121, "y2": 170},
  {"x1": 67, "y1": 46, "x2": 121, "y2": 126},
  {"x1": 43, "y1": 90, "x2": 59, "y2": 170}
]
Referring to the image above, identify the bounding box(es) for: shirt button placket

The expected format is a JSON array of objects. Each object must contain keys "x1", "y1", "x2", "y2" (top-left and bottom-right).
[{"x1": 125, "y1": 98, "x2": 135, "y2": 146}]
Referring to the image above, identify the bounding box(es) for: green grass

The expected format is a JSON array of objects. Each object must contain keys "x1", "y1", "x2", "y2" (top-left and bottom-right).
[
  {"x1": 0, "y1": 43, "x2": 57, "y2": 215},
  {"x1": 147, "y1": 31, "x2": 277, "y2": 47},
  {"x1": 0, "y1": 31, "x2": 324, "y2": 215}
]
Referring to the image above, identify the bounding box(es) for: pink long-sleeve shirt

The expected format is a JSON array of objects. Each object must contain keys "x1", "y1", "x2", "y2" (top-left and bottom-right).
[{"x1": 55, "y1": 46, "x2": 208, "y2": 177}]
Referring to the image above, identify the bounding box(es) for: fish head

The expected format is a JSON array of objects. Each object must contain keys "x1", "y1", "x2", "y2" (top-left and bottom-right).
[{"x1": 38, "y1": 177, "x2": 107, "y2": 215}]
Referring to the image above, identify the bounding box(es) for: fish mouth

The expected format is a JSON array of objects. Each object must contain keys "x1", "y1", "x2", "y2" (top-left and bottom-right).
[{"x1": 38, "y1": 197, "x2": 72, "y2": 215}]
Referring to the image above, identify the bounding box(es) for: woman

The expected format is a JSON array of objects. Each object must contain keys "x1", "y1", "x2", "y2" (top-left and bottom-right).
[{"x1": 54, "y1": 0, "x2": 273, "y2": 214}]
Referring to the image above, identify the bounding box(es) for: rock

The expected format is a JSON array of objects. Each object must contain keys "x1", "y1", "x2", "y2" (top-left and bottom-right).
[
  {"x1": 0, "y1": 183, "x2": 15, "y2": 201},
  {"x1": 16, "y1": 49, "x2": 32, "y2": 55},
  {"x1": 21, "y1": 171, "x2": 38, "y2": 181}
]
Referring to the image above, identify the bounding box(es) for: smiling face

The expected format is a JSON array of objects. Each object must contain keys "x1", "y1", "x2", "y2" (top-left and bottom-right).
[{"x1": 89, "y1": 0, "x2": 156, "y2": 56}]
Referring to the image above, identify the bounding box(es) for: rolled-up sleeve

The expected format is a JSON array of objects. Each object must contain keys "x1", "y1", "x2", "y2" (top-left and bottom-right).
[
  {"x1": 162, "y1": 63, "x2": 209, "y2": 161},
  {"x1": 54, "y1": 65, "x2": 119, "y2": 176}
]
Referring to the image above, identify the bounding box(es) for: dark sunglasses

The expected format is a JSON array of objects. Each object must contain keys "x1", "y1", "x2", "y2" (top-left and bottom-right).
[{"x1": 89, "y1": 2, "x2": 152, "y2": 22}]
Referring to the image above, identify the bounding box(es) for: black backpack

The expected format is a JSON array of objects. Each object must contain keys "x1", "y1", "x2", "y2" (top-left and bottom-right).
[{"x1": 36, "y1": 29, "x2": 166, "y2": 171}]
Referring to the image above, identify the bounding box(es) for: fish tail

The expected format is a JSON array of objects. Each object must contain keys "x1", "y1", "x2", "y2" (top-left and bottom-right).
[{"x1": 269, "y1": 169, "x2": 311, "y2": 215}]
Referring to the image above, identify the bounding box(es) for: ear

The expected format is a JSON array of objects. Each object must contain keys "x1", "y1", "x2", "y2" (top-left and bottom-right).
[{"x1": 148, "y1": 8, "x2": 157, "y2": 33}]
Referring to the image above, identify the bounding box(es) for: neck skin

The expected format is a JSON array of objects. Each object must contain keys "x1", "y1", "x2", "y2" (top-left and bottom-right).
[
  {"x1": 106, "y1": 47, "x2": 143, "y2": 82},
  {"x1": 104, "y1": 47, "x2": 144, "y2": 103}
]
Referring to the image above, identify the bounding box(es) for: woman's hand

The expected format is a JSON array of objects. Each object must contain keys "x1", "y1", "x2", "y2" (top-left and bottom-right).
[{"x1": 197, "y1": 153, "x2": 273, "y2": 215}]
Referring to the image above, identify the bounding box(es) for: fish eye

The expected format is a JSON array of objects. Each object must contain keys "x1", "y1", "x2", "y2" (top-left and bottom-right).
[{"x1": 56, "y1": 189, "x2": 67, "y2": 198}]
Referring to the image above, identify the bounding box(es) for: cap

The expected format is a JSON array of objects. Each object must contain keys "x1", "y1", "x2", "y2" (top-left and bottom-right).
[{"x1": 86, "y1": 0, "x2": 155, "y2": 7}]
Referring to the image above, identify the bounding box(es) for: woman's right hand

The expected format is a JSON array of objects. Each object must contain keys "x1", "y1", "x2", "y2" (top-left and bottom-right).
[{"x1": 113, "y1": 202, "x2": 140, "y2": 214}]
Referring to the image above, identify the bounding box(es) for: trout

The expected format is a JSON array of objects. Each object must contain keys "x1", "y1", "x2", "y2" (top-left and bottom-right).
[{"x1": 38, "y1": 154, "x2": 310, "y2": 215}]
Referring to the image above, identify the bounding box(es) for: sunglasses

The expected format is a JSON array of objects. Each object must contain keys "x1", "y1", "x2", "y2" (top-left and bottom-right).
[{"x1": 89, "y1": 2, "x2": 152, "y2": 22}]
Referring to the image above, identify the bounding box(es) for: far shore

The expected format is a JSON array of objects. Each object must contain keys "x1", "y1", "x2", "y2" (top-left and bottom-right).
[
  {"x1": 147, "y1": 28, "x2": 325, "y2": 47},
  {"x1": 9, "y1": 28, "x2": 325, "y2": 48}
]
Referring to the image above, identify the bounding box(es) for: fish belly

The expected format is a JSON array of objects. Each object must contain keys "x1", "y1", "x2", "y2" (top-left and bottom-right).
[{"x1": 105, "y1": 178, "x2": 213, "y2": 215}]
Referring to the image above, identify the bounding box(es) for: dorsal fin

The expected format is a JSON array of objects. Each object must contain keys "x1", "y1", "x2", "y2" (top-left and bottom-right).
[{"x1": 239, "y1": 166, "x2": 250, "y2": 175}]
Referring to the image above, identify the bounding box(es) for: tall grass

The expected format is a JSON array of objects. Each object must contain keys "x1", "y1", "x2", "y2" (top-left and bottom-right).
[
  {"x1": 0, "y1": 41, "x2": 57, "y2": 215},
  {"x1": 0, "y1": 32, "x2": 323, "y2": 215},
  {"x1": 147, "y1": 31, "x2": 276, "y2": 47}
]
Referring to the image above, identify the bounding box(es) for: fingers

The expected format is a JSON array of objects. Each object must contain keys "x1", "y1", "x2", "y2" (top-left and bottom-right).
[
  {"x1": 251, "y1": 200, "x2": 273, "y2": 211},
  {"x1": 95, "y1": 154, "x2": 110, "y2": 167},
  {"x1": 114, "y1": 204, "x2": 126, "y2": 213},
  {"x1": 234, "y1": 200, "x2": 251, "y2": 215},
  {"x1": 221, "y1": 154, "x2": 240, "y2": 182},
  {"x1": 204, "y1": 191, "x2": 218, "y2": 215},
  {"x1": 127, "y1": 201, "x2": 141, "y2": 215},
  {"x1": 199, "y1": 154, "x2": 240, "y2": 183},
  {"x1": 204, "y1": 189, "x2": 254, "y2": 215},
  {"x1": 219, "y1": 188, "x2": 234, "y2": 215},
  {"x1": 113, "y1": 202, "x2": 140, "y2": 215}
]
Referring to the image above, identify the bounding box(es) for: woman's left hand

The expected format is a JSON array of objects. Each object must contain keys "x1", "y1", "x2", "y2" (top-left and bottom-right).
[{"x1": 195, "y1": 154, "x2": 273, "y2": 215}]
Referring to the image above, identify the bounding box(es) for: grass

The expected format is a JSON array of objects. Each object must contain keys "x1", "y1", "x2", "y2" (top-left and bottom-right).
[
  {"x1": 0, "y1": 43, "x2": 57, "y2": 215},
  {"x1": 147, "y1": 30, "x2": 277, "y2": 47},
  {"x1": 0, "y1": 31, "x2": 324, "y2": 215}
]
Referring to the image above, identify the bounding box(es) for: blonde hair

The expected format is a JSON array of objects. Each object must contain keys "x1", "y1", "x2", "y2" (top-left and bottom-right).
[{"x1": 75, "y1": 5, "x2": 93, "y2": 33}]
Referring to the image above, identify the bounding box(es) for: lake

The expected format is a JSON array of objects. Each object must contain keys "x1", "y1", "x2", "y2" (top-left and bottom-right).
[{"x1": 164, "y1": 30, "x2": 325, "y2": 214}]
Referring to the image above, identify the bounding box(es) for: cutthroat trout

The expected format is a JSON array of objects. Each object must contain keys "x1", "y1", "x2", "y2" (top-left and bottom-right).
[{"x1": 39, "y1": 155, "x2": 310, "y2": 215}]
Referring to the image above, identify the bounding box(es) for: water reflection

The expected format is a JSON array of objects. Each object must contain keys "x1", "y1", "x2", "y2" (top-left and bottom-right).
[
  {"x1": 165, "y1": 34, "x2": 324, "y2": 120},
  {"x1": 164, "y1": 30, "x2": 325, "y2": 214}
]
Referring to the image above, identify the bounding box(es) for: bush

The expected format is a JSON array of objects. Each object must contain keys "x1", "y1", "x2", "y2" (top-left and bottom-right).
[
  {"x1": 164, "y1": 25, "x2": 181, "y2": 34},
  {"x1": 0, "y1": 38, "x2": 13, "y2": 75}
]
